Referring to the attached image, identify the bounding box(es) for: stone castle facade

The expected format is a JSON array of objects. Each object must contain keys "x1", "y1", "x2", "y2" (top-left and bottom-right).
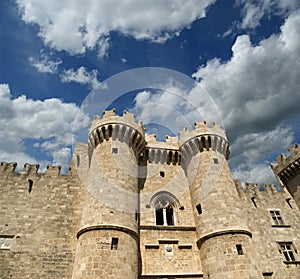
[{"x1": 0, "y1": 109, "x2": 300, "y2": 279}]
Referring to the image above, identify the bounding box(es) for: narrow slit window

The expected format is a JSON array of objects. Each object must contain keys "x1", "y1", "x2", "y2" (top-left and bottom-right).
[
  {"x1": 286, "y1": 198, "x2": 293, "y2": 209},
  {"x1": 196, "y1": 203, "x2": 202, "y2": 215},
  {"x1": 76, "y1": 154, "x2": 80, "y2": 167},
  {"x1": 251, "y1": 197, "x2": 257, "y2": 208},
  {"x1": 111, "y1": 238, "x2": 118, "y2": 250},
  {"x1": 28, "y1": 179, "x2": 33, "y2": 193},
  {"x1": 236, "y1": 244, "x2": 243, "y2": 255}
]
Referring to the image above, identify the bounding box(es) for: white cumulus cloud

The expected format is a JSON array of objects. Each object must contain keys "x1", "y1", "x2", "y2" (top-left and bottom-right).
[
  {"x1": 16, "y1": 0, "x2": 216, "y2": 55},
  {"x1": 0, "y1": 84, "x2": 90, "y2": 173},
  {"x1": 230, "y1": 126, "x2": 294, "y2": 184},
  {"x1": 236, "y1": 0, "x2": 299, "y2": 29},
  {"x1": 29, "y1": 51, "x2": 62, "y2": 74},
  {"x1": 60, "y1": 66, "x2": 104, "y2": 90},
  {"x1": 193, "y1": 10, "x2": 300, "y2": 138}
]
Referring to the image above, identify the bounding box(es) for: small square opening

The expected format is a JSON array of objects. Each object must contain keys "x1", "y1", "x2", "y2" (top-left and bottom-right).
[
  {"x1": 0, "y1": 236, "x2": 13, "y2": 250},
  {"x1": 160, "y1": 171, "x2": 165, "y2": 177},
  {"x1": 112, "y1": 148, "x2": 118, "y2": 154}
]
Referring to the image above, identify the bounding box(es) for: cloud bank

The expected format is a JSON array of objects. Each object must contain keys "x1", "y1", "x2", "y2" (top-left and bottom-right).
[
  {"x1": 60, "y1": 66, "x2": 103, "y2": 90},
  {"x1": 16, "y1": 0, "x2": 216, "y2": 56},
  {"x1": 29, "y1": 51, "x2": 62, "y2": 74},
  {"x1": 236, "y1": 0, "x2": 299, "y2": 29},
  {"x1": 0, "y1": 84, "x2": 89, "y2": 172}
]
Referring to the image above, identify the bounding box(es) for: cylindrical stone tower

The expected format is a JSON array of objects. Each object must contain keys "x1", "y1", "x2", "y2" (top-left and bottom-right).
[
  {"x1": 179, "y1": 122, "x2": 261, "y2": 279},
  {"x1": 72, "y1": 109, "x2": 145, "y2": 279}
]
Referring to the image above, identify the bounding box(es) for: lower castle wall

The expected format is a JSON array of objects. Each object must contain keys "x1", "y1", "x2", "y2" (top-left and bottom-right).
[
  {"x1": 199, "y1": 234, "x2": 261, "y2": 279},
  {"x1": 236, "y1": 182, "x2": 300, "y2": 278},
  {"x1": 72, "y1": 230, "x2": 139, "y2": 279},
  {"x1": 1, "y1": 152, "x2": 300, "y2": 278},
  {"x1": 0, "y1": 168, "x2": 85, "y2": 279},
  {"x1": 140, "y1": 229, "x2": 202, "y2": 276}
]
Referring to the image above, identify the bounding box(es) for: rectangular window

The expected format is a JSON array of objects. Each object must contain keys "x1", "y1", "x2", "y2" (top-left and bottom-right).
[
  {"x1": 213, "y1": 158, "x2": 218, "y2": 164},
  {"x1": 160, "y1": 171, "x2": 165, "y2": 177},
  {"x1": 0, "y1": 236, "x2": 13, "y2": 250},
  {"x1": 236, "y1": 244, "x2": 243, "y2": 255},
  {"x1": 270, "y1": 210, "x2": 283, "y2": 225},
  {"x1": 111, "y1": 237, "x2": 118, "y2": 250},
  {"x1": 278, "y1": 242, "x2": 296, "y2": 262}
]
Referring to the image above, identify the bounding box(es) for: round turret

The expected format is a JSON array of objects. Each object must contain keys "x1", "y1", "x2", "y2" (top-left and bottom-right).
[
  {"x1": 179, "y1": 121, "x2": 260, "y2": 279},
  {"x1": 72, "y1": 109, "x2": 145, "y2": 279}
]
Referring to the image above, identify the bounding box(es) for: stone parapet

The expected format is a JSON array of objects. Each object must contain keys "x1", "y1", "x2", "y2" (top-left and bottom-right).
[
  {"x1": 88, "y1": 109, "x2": 146, "y2": 162},
  {"x1": 0, "y1": 162, "x2": 67, "y2": 176},
  {"x1": 179, "y1": 121, "x2": 227, "y2": 145},
  {"x1": 178, "y1": 122, "x2": 229, "y2": 171},
  {"x1": 235, "y1": 180, "x2": 280, "y2": 194},
  {"x1": 145, "y1": 134, "x2": 180, "y2": 165}
]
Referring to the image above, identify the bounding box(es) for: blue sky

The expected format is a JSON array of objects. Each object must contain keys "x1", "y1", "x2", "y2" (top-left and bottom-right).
[{"x1": 0, "y1": 0, "x2": 299, "y2": 184}]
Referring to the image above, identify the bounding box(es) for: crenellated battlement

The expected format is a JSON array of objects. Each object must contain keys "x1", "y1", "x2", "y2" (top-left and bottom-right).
[
  {"x1": 145, "y1": 134, "x2": 181, "y2": 165},
  {"x1": 271, "y1": 143, "x2": 300, "y2": 185},
  {"x1": 21, "y1": 163, "x2": 40, "y2": 174},
  {"x1": 88, "y1": 109, "x2": 146, "y2": 160},
  {"x1": 0, "y1": 161, "x2": 68, "y2": 176},
  {"x1": 234, "y1": 179, "x2": 281, "y2": 195},
  {"x1": 145, "y1": 134, "x2": 179, "y2": 149},
  {"x1": 0, "y1": 161, "x2": 17, "y2": 172},
  {"x1": 88, "y1": 112, "x2": 230, "y2": 165},
  {"x1": 179, "y1": 122, "x2": 229, "y2": 166},
  {"x1": 89, "y1": 109, "x2": 145, "y2": 135},
  {"x1": 179, "y1": 121, "x2": 227, "y2": 144}
]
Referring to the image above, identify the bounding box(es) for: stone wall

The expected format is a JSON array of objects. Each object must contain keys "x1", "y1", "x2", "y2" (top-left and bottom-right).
[
  {"x1": 139, "y1": 159, "x2": 201, "y2": 277},
  {"x1": 0, "y1": 163, "x2": 85, "y2": 279},
  {"x1": 236, "y1": 181, "x2": 300, "y2": 278}
]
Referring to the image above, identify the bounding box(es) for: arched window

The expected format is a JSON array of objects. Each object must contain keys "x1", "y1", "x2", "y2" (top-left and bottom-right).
[{"x1": 150, "y1": 191, "x2": 179, "y2": 226}]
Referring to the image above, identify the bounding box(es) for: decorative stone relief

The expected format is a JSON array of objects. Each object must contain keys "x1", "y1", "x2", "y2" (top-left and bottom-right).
[
  {"x1": 165, "y1": 244, "x2": 174, "y2": 261},
  {"x1": 0, "y1": 237, "x2": 12, "y2": 250}
]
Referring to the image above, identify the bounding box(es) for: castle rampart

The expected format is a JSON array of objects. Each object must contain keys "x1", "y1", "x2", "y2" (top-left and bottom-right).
[{"x1": 1, "y1": 110, "x2": 300, "y2": 279}]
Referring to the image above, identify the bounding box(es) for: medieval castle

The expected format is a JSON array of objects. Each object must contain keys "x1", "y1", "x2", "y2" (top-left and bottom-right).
[{"x1": 0, "y1": 109, "x2": 299, "y2": 278}]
